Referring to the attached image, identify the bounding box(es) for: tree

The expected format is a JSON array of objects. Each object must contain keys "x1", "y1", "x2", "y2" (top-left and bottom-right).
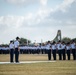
[
  {"x1": 62, "y1": 37, "x2": 71, "y2": 43},
  {"x1": 72, "y1": 38, "x2": 76, "y2": 42},
  {"x1": 0, "y1": 42, "x2": 11, "y2": 46},
  {"x1": 19, "y1": 38, "x2": 31, "y2": 45}
]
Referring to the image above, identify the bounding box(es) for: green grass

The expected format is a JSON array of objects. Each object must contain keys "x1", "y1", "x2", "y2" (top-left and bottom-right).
[{"x1": 0, "y1": 54, "x2": 76, "y2": 75}]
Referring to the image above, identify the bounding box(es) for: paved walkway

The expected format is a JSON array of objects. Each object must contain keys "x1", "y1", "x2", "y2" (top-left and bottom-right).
[{"x1": 0, "y1": 61, "x2": 56, "y2": 64}]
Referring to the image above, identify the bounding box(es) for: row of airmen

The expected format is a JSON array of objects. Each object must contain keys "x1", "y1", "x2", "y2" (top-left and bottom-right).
[
  {"x1": 0, "y1": 46, "x2": 49, "y2": 54},
  {"x1": 1, "y1": 46, "x2": 50, "y2": 54},
  {"x1": 46, "y1": 40, "x2": 76, "y2": 60},
  {"x1": 0, "y1": 40, "x2": 76, "y2": 60}
]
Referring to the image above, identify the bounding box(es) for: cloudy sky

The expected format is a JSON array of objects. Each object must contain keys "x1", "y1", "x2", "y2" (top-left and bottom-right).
[{"x1": 0, "y1": 0, "x2": 76, "y2": 44}]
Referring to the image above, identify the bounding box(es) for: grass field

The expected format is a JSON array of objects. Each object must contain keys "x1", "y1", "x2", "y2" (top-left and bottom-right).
[{"x1": 0, "y1": 54, "x2": 76, "y2": 75}]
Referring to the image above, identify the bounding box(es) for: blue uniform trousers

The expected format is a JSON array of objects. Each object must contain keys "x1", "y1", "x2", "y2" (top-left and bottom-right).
[
  {"x1": 48, "y1": 50, "x2": 51, "y2": 60},
  {"x1": 62, "y1": 49, "x2": 66, "y2": 60},
  {"x1": 67, "y1": 50, "x2": 70, "y2": 60},
  {"x1": 10, "y1": 49, "x2": 14, "y2": 62},
  {"x1": 58, "y1": 50, "x2": 62, "y2": 60},
  {"x1": 15, "y1": 48, "x2": 19, "y2": 62},
  {"x1": 52, "y1": 50, "x2": 56, "y2": 60},
  {"x1": 72, "y1": 49, "x2": 76, "y2": 60}
]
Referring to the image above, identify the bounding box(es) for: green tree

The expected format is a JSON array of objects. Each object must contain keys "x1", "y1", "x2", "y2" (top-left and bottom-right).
[
  {"x1": 1, "y1": 44, "x2": 9, "y2": 47},
  {"x1": 72, "y1": 38, "x2": 76, "y2": 42},
  {"x1": 20, "y1": 38, "x2": 31, "y2": 45},
  {"x1": 62, "y1": 37, "x2": 71, "y2": 43}
]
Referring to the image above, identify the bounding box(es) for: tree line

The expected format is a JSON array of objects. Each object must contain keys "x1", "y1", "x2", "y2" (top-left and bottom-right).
[{"x1": 0, "y1": 37, "x2": 76, "y2": 46}]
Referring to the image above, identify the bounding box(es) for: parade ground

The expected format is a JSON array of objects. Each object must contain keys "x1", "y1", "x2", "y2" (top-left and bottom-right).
[{"x1": 0, "y1": 54, "x2": 76, "y2": 75}]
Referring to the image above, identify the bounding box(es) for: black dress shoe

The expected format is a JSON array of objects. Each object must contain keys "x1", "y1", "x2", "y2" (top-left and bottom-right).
[
  {"x1": 10, "y1": 61, "x2": 14, "y2": 63},
  {"x1": 16, "y1": 61, "x2": 19, "y2": 63}
]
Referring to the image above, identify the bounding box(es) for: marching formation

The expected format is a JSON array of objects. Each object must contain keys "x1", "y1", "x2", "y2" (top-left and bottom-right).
[{"x1": 0, "y1": 37, "x2": 76, "y2": 63}]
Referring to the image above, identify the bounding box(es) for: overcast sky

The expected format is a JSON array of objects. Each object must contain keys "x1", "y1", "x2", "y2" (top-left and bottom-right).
[{"x1": 0, "y1": 0, "x2": 76, "y2": 44}]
